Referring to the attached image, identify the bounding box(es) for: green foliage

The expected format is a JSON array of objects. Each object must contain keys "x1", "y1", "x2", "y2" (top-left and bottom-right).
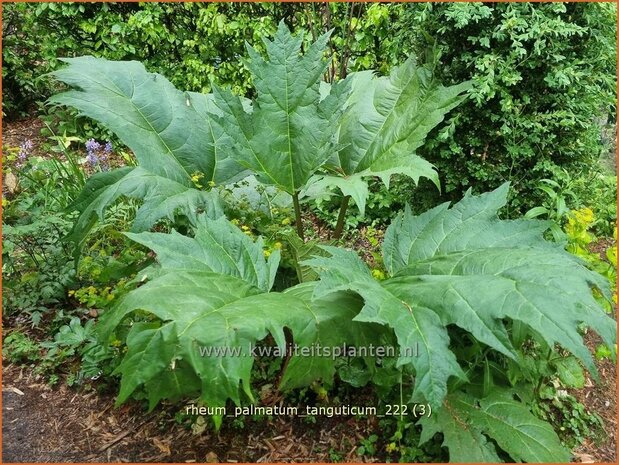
[
  {"x1": 6, "y1": 9, "x2": 617, "y2": 461},
  {"x1": 97, "y1": 215, "x2": 383, "y2": 428},
  {"x1": 419, "y1": 388, "x2": 569, "y2": 462},
  {"x1": 125, "y1": 215, "x2": 281, "y2": 292},
  {"x1": 2, "y1": 2, "x2": 281, "y2": 119},
  {"x1": 2, "y1": 332, "x2": 41, "y2": 364},
  {"x1": 534, "y1": 386, "x2": 604, "y2": 449},
  {"x1": 212, "y1": 24, "x2": 348, "y2": 195},
  {"x1": 52, "y1": 23, "x2": 468, "y2": 247},
  {"x1": 49, "y1": 56, "x2": 242, "y2": 249},
  {"x1": 356, "y1": 434, "x2": 378, "y2": 456},
  {"x1": 2, "y1": 205, "x2": 76, "y2": 325},
  {"x1": 564, "y1": 207, "x2": 617, "y2": 313},
  {"x1": 5, "y1": 2, "x2": 614, "y2": 219},
  {"x1": 94, "y1": 184, "x2": 615, "y2": 461},
  {"x1": 397, "y1": 2, "x2": 617, "y2": 212},
  {"x1": 40, "y1": 317, "x2": 110, "y2": 380},
  {"x1": 305, "y1": 184, "x2": 615, "y2": 461}
]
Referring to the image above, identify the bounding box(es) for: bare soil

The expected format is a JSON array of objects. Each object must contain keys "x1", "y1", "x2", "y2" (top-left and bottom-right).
[
  {"x1": 2, "y1": 363, "x2": 384, "y2": 463},
  {"x1": 570, "y1": 330, "x2": 617, "y2": 463}
]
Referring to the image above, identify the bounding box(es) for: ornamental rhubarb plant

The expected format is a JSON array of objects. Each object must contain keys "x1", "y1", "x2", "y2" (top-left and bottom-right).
[
  {"x1": 50, "y1": 22, "x2": 616, "y2": 463},
  {"x1": 51, "y1": 22, "x2": 469, "y2": 245}
]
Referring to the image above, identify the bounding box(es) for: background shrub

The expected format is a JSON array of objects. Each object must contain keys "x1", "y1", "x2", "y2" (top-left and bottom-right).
[
  {"x1": 396, "y1": 2, "x2": 617, "y2": 213},
  {"x1": 3, "y1": 1, "x2": 616, "y2": 218}
]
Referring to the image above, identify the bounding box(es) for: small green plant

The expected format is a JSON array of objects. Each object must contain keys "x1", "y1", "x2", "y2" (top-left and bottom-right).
[
  {"x1": 534, "y1": 388, "x2": 604, "y2": 449},
  {"x1": 356, "y1": 434, "x2": 378, "y2": 456},
  {"x1": 328, "y1": 447, "x2": 343, "y2": 462},
  {"x1": 2, "y1": 211, "x2": 76, "y2": 325},
  {"x1": 40, "y1": 317, "x2": 115, "y2": 385},
  {"x1": 2, "y1": 332, "x2": 41, "y2": 364}
]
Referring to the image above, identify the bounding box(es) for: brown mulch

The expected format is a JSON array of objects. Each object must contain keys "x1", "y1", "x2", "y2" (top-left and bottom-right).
[
  {"x1": 2, "y1": 363, "x2": 380, "y2": 463},
  {"x1": 570, "y1": 330, "x2": 617, "y2": 463},
  {"x1": 1, "y1": 116, "x2": 45, "y2": 155}
]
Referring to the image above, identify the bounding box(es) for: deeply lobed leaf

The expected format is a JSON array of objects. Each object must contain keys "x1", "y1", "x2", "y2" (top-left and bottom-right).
[
  {"x1": 50, "y1": 57, "x2": 244, "y2": 246},
  {"x1": 101, "y1": 217, "x2": 382, "y2": 422},
  {"x1": 50, "y1": 57, "x2": 244, "y2": 184},
  {"x1": 125, "y1": 215, "x2": 280, "y2": 292},
  {"x1": 211, "y1": 23, "x2": 350, "y2": 194},
  {"x1": 306, "y1": 183, "x2": 616, "y2": 409},
  {"x1": 419, "y1": 389, "x2": 571, "y2": 462}
]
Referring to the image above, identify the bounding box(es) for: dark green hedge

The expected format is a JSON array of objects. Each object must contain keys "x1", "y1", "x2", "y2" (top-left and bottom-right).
[{"x1": 3, "y1": 1, "x2": 615, "y2": 214}]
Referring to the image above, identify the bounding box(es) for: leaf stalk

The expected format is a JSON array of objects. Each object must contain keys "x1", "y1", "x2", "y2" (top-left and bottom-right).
[
  {"x1": 292, "y1": 191, "x2": 305, "y2": 241},
  {"x1": 333, "y1": 194, "x2": 351, "y2": 239}
]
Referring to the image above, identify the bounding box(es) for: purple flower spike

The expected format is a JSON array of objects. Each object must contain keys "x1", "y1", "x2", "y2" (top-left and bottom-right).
[
  {"x1": 104, "y1": 141, "x2": 113, "y2": 154},
  {"x1": 86, "y1": 151, "x2": 99, "y2": 167},
  {"x1": 16, "y1": 139, "x2": 33, "y2": 167},
  {"x1": 85, "y1": 139, "x2": 101, "y2": 153}
]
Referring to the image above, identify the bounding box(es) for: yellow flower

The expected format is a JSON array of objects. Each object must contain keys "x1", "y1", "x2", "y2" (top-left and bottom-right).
[
  {"x1": 571, "y1": 207, "x2": 594, "y2": 226},
  {"x1": 263, "y1": 250, "x2": 271, "y2": 258},
  {"x1": 281, "y1": 218, "x2": 291, "y2": 226},
  {"x1": 274, "y1": 242, "x2": 283, "y2": 250},
  {"x1": 190, "y1": 171, "x2": 205, "y2": 189},
  {"x1": 385, "y1": 442, "x2": 397, "y2": 453},
  {"x1": 372, "y1": 269, "x2": 386, "y2": 281},
  {"x1": 231, "y1": 219, "x2": 240, "y2": 225},
  {"x1": 241, "y1": 225, "x2": 250, "y2": 231}
]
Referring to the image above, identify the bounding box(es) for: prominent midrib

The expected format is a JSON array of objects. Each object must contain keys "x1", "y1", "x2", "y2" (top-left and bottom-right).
[
  {"x1": 284, "y1": 55, "x2": 296, "y2": 192},
  {"x1": 70, "y1": 69, "x2": 193, "y2": 180},
  {"x1": 355, "y1": 71, "x2": 418, "y2": 172}
]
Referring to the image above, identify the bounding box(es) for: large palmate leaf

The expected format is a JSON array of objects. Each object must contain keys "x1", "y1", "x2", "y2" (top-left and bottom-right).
[
  {"x1": 307, "y1": 57, "x2": 471, "y2": 216},
  {"x1": 306, "y1": 246, "x2": 466, "y2": 408},
  {"x1": 50, "y1": 57, "x2": 246, "y2": 245},
  {"x1": 419, "y1": 389, "x2": 570, "y2": 462},
  {"x1": 125, "y1": 214, "x2": 280, "y2": 292},
  {"x1": 211, "y1": 22, "x2": 350, "y2": 194},
  {"x1": 100, "y1": 216, "x2": 382, "y2": 424},
  {"x1": 306, "y1": 183, "x2": 616, "y2": 409},
  {"x1": 67, "y1": 167, "x2": 224, "y2": 247}
]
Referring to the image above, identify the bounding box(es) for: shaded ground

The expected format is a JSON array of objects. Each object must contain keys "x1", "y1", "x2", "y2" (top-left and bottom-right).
[
  {"x1": 570, "y1": 330, "x2": 618, "y2": 463},
  {"x1": 2, "y1": 363, "x2": 382, "y2": 463},
  {"x1": 1, "y1": 116, "x2": 44, "y2": 154}
]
